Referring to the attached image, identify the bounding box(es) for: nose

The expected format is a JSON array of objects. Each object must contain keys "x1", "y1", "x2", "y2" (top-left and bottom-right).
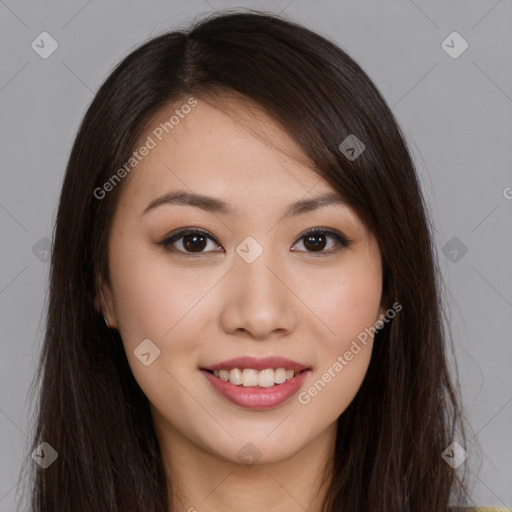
[{"x1": 219, "y1": 247, "x2": 299, "y2": 340}]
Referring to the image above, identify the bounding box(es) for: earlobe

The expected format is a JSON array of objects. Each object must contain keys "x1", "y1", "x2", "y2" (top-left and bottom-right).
[{"x1": 96, "y1": 277, "x2": 118, "y2": 329}]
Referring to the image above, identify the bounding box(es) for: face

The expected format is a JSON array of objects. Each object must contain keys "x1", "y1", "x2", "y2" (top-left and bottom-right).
[{"x1": 99, "y1": 96, "x2": 385, "y2": 465}]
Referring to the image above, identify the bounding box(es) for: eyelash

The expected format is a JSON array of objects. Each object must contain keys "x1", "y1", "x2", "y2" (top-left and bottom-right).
[{"x1": 158, "y1": 227, "x2": 351, "y2": 257}]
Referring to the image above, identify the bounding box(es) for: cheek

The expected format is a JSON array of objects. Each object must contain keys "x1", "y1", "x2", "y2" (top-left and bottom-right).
[
  {"x1": 306, "y1": 253, "x2": 383, "y2": 349},
  {"x1": 108, "y1": 245, "x2": 205, "y2": 415},
  {"x1": 295, "y1": 253, "x2": 382, "y2": 418},
  {"x1": 294, "y1": 347, "x2": 371, "y2": 442},
  {"x1": 320, "y1": 281, "x2": 380, "y2": 337},
  {"x1": 109, "y1": 244, "x2": 208, "y2": 342},
  {"x1": 108, "y1": 243, "x2": 213, "y2": 394}
]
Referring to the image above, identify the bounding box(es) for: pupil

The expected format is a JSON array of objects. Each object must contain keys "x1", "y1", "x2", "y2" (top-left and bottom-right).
[
  {"x1": 304, "y1": 234, "x2": 326, "y2": 251},
  {"x1": 184, "y1": 234, "x2": 206, "y2": 252}
]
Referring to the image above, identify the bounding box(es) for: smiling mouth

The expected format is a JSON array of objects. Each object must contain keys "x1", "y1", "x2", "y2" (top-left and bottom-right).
[{"x1": 203, "y1": 367, "x2": 309, "y2": 388}]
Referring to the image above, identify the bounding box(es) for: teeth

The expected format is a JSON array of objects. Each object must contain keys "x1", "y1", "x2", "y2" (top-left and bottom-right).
[
  {"x1": 229, "y1": 368, "x2": 242, "y2": 385},
  {"x1": 211, "y1": 367, "x2": 300, "y2": 387},
  {"x1": 274, "y1": 368, "x2": 287, "y2": 384},
  {"x1": 257, "y1": 369, "x2": 275, "y2": 388},
  {"x1": 242, "y1": 369, "x2": 259, "y2": 387}
]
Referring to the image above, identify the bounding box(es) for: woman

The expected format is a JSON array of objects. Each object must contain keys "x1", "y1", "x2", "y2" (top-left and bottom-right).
[{"x1": 21, "y1": 10, "x2": 494, "y2": 512}]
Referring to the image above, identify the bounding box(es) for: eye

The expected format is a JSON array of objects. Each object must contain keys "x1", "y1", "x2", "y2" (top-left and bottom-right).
[
  {"x1": 159, "y1": 227, "x2": 351, "y2": 255},
  {"x1": 159, "y1": 228, "x2": 222, "y2": 254},
  {"x1": 291, "y1": 227, "x2": 350, "y2": 255}
]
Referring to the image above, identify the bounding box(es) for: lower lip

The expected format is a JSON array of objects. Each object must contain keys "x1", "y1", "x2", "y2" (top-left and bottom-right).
[{"x1": 201, "y1": 370, "x2": 310, "y2": 410}]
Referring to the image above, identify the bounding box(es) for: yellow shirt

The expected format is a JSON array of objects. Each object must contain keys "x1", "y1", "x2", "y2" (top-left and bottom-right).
[{"x1": 460, "y1": 508, "x2": 512, "y2": 511}]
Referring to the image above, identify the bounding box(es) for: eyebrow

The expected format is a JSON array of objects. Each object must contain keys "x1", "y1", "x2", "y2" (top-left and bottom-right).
[{"x1": 142, "y1": 190, "x2": 345, "y2": 218}]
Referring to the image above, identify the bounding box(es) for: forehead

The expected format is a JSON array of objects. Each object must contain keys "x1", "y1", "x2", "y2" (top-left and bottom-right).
[{"x1": 118, "y1": 97, "x2": 335, "y2": 210}]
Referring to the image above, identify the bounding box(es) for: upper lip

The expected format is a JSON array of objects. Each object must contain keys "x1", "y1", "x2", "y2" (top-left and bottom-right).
[{"x1": 202, "y1": 356, "x2": 310, "y2": 372}]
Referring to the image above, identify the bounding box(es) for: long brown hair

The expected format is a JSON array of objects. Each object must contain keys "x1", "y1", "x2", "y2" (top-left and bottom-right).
[{"x1": 20, "y1": 10, "x2": 472, "y2": 511}]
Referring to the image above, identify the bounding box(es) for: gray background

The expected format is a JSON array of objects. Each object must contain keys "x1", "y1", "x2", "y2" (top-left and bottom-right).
[{"x1": 1, "y1": 0, "x2": 511, "y2": 509}]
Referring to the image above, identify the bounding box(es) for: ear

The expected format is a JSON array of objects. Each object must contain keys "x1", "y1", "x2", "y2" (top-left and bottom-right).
[
  {"x1": 375, "y1": 303, "x2": 386, "y2": 327},
  {"x1": 376, "y1": 290, "x2": 390, "y2": 327},
  {"x1": 95, "y1": 277, "x2": 118, "y2": 329},
  {"x1": 380, "y1": 263, "x2": 392, "y2": 316}
]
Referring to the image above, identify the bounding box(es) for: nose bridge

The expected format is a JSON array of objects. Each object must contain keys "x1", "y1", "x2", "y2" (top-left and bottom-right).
[
  {"x1": 236, "y1": 235, "x2": 285, "y2": 306},
  {"x1": 238, "y1": 242, "x2": 280, "y2": 295},
  {"x1": 219, "y1": 235, "x2": 297, "y2": 338}
]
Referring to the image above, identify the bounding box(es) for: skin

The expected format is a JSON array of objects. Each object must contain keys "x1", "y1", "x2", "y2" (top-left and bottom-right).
[{"x1": 99, "y1": 96, "x2": 385, "y2": 512}]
